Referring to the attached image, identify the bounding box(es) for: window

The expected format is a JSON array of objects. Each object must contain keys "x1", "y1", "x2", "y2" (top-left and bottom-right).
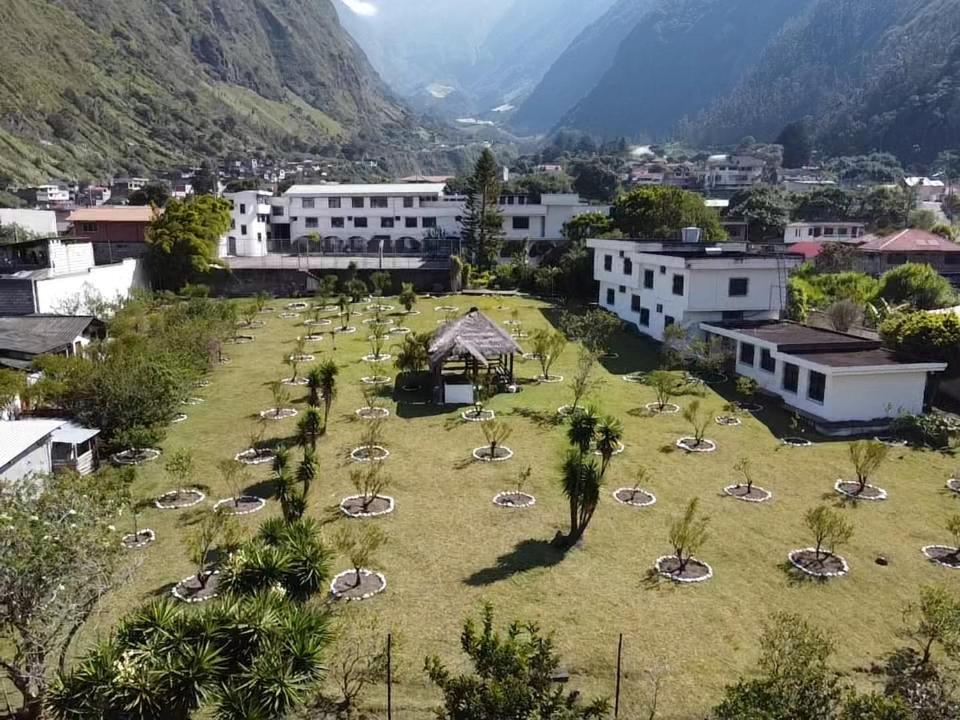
[
  {"x1": 664, "y1": 316, "x2": 675, "y2": 328},
  {"x1": 229, "y1": 219, "x2": 235, "y2": 230},
  {"x1": 239, "y1": 203, "x2": 247, "y2": 214},
  {"x1": 300, "y1": 198, "x2": 314, "y2": 209},
  {"x1": 603, "y1": 255, "x2": 613, "y2": 271},
  {"x1": 631, "y1": 295, "x2": 642, "y2": 312},
  {"x1": 946, "y1": 254, "x2": 960, "y2": 266},
  {"x1": 660, "y1": 265, "x2": 666, "y2": 274},
  {"x1": 328, "y1": 198, "x2": 341, "y2": 209},
  {"x1": 331, "y1": 217, "x2": 345, "y2": 228},
  {"x1": 405, "y1": 217, "x2": 417, "y2": 228},
  {"x1": 808, "y1": 371, "x2": 826, "y2": 403},
  {"x1": 888, "y1": 254, "x2": 907, "y2": 265},
  {"x1": 782, "y1": 363, "x2": 799, "y2": 393},
  {"x1": 354, "y1": 217, "x2": 368, "y2": 228},
  {"x1": 351, "y1": 197, "x2": 364, "y2": 209},
  {"x1": 739, "y1": 342, "x2": 755, "y2": 366},
  {"x1": 403, "y1": 197, "x2": 414, "y2": 208},
  {"x1": 623, "y1": 258, "x2": 633, "y2": 275},
  {"x1": 381, "y1": 218, "x2": 394, "y2": 228},
  {"x1": 606, "y1": 288, "x2": 615, "y2": 305},
  {"x1": 656, "y1": 304, "x2": 663, "y2": 313},
  {"x1": 639, "y1": 308, "x2": 650, "y2": 327},
  {"x1": 760, "y1": 348, "x2": 776, "y2": 373},
  {"x1": 240, "y1": 224, "x2": 247, "y2": 235},
  {"x1": 512, "y1": 216, "x2": 530, "y2": 230},
  {"x1": 80, "y1": 222, "x2": 97, "y2": 232},
  {"x1": 729, "y1": 278, "x2": 749, "y2": 297},
  {"x1": 422, "y1": 217, "x2": 437, "y2": 228},
  {"x1": 371, "y1": 197, "x2": 388, "y2": 209},
  {"x1": 643, "y1": 269, "x2": 654, "y2": 289},
  {"x1": 618, "y1": 285, "x2": 626, "y2": 293},
  {"x1": 672, "y1": 274, "x2": 684, "y2": 296},
  {"x1": 305, "y1": 217, "x2": 318, "y2": 229},
  {"x1": 271, "y1": 206, "x2": 284, "y2": 216}
]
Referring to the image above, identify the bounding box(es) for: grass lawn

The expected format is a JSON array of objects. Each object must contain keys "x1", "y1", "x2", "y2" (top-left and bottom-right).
[{"x1": 81, "y1": 294, "x2": 960, "y2": 719}]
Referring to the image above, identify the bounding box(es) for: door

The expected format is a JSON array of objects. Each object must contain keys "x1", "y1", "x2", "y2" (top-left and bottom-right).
[{"x1": 228, "y1": 237, "x2": 237, "y2": 255}]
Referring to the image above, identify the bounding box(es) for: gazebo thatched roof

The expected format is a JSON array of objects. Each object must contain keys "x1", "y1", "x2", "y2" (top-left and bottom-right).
[{"x1": 429, "y1": 309, "x2": 522, "y2": 367}]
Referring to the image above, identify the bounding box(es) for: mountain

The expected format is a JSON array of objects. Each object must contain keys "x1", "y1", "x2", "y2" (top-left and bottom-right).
[
  {"x1": 510, "y1": 0, "x2": 660, "y2": 135},
  {"x1": 688, "y1": 0, "x2": 960, "y2": 164},
  {"x1": 0, "y1": 0, "x2": 419, "y2": 182},
  {"x1": 556, "y1": 0, "x2": 815, "y2": 141}
]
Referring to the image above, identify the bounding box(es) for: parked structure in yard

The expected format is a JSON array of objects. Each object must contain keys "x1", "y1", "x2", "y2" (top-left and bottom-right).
[
  {"x1": 0, "y1": 315, "x2": 104, "y2": 370},
  {"x1": 855, "y1": 229, "x2": 960, "y2": 281},
  {"x1": 589, "y1": 237, "x2": 803, "y2": 341},
  {"x1": 783, "y1": 221, "x2": 866, "y2": 244},
  {"x1": 0, "y1": 419, "x2": 100, "y2": 483},
  {"x1": 67, "y1": 206, "x2": 156, "y2": 264},
  {"x1": 0, "y1": 239, "x2": 144, "y2": 315},
  {"x1": 701, "y1": 320, "x2": 947, "y2": 435}
]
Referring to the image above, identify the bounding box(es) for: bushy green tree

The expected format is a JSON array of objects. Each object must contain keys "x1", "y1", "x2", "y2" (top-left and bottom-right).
[
  {"x1": 145, "y1": 196, "x2": 231, "y2": 290},
  {"x1": 572, "y1": 159, "x2": 620, "y2": 202},
  {"x1": 729, "y1": 185, "x2": 792, "y2": 241},
  {"x1": 777, "y1": 120, "x2": 813, "y2": 168},
  {"x1": 612, "y1": 186, "x2": 726, "y2": 240},
  {"x1": 562, "y1": 211, "x2": 613, "y2": 244},
  {"x1": 881, "y1": 311, "x2": 960, "y2": 372},
  {"x1": 461, "y1": 148, "x2": 505, "y2": 270},
  {"x1": 876, "y1": 262, "x2": 956, "y2": 310}
]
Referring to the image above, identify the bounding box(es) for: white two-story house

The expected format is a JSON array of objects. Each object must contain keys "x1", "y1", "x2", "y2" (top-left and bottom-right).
[
  {"x1": 589, "y1": 236, "x2": 803, "y2": 341},
  {"x1": 222, "y1": 190, "x2": 273, "y2": 257}
]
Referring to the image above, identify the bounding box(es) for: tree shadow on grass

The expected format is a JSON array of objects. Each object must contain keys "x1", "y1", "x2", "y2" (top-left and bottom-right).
[
  {"x1": 464, "y1": 539, "x2": 564, "y2": 586},
  {"x1": 509, "y1": 406, "x2": 564, "y2": 429},
  {"x1": 777, "y1": 559, "x2": 830, "y2": 588}
]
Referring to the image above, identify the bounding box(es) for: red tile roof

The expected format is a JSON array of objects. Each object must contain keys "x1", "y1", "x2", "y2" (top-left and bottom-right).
[
  {"x1": 68, "y1": 206, "x2": 157, "y2": 223},
  {"x1": 858, "y1": 229, "x2": 960, "y2": 253},
  {"x1": 786, "y1": 241, "x2": 826, "y2": 260}
]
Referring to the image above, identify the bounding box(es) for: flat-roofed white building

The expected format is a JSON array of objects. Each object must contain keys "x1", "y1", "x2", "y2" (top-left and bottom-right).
[
  {"x1": 588, "y1": 237, "x2": 803, "y2": 341},
  {"x1": 222, "y1": 190, "x2": 273, "y2": 257},
  {"x1": 783, "y1": 221, "x2": 866, "y2": 244}
]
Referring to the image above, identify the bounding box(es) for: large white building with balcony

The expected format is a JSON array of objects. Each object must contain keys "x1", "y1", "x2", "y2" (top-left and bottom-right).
[
  {"x1": 588, "y1": 237, "x2": 803, "y2": 341},
  {"x1": 221, "y1": 184, "x2": 605, "y2": 258},
  {"x1": 702, "y1": 155, "x2": 765, "y2": 195}
]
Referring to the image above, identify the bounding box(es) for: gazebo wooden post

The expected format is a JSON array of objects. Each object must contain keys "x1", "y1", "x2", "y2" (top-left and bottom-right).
[{"x1": 509, "y1": 352, "x2": 514, "y2": 382}]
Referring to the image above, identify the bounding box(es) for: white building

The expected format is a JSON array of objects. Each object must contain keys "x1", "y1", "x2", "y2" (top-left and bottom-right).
[
  {"x1": 703, "y1": 155, "x2": 765, "y2": 195},
  {"x1": 903, "y1": 176, "x2": 946, "y2": 203},
  {"x1": 588, "y1": 236, "x2": 803, "y2": 341},
  {"x1": 783, "y1": 221, "x2": 866, "y2": 244},
  {"x1": 33, "y1": 185, "x2": 70, "y2": 205},
  {"x1": 220, "y1": 184, "x2": 607, "y2": 258},
  {"x1": 0, "y1": 419, "x2": 100, "y2": 484},
  {"x1": 700, "y1": 320, "x2": 947, "y2": 435},
  {"x1": 0, "y1": 210, "x2": 58, "y2": 237}
]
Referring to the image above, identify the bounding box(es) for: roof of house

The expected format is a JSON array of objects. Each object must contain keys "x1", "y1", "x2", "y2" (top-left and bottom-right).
[
  {"x1": 858, "y1": 229, "x2": 960, "y2": 253},
  {"x1": 68, "y1": 206, "x2": 156, "y2": 223},
  {"x1": 904, "y1": 177, "x2": 945, "y2": 189},
  {"x1": 0, "y1": 419, "x2": 65, "y2": 468},
  {"x1": 429, "y1": 309, "x2": 522, "y2": 367},
  {"x1": 51, "y1": 420, "x2": 100, "y2": 445},
  {"x1": 786, "y1": 241, "x2": 826, "y2": 260},
  {"x1": 397, "y1": 175, "x2": 454, "y2": 183},
  {"x1": 0, "y1": 315, "x2": 101, "y2": 355},
  {"x1": 284, "y1": 183, "x2": 446, "y2": 197}
]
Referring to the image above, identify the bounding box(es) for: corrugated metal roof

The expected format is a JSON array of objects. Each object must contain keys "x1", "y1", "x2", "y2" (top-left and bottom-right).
[
  {"x1": 859, "y1": 229, "x2": 960, "y2": 253},
  {"x1": 0, "y1": 315, "x2": 99, "y2": 355},
  {"x1": 0, "y1": 419, "x2": 64, "y2": 468}
]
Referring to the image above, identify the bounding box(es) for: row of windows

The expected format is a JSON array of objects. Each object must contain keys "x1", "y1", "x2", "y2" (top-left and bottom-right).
[
  {"x1": 303, "y1": 216, "x2": 438, "y2": 230},
  {"x1": 300, "y1": 196, "x2": 432, "y2": 210},
  {"x1": 602, "y1": 254, "x2": 750, "y2": 297},
  {"x1": 739, "y1": 342, "x2": 826, "y2": 403}
]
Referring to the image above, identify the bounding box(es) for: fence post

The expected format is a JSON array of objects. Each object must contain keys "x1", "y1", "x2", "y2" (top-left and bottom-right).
[
  {"x1": 387, "y1": 632, "x2": 393, "y2": 720},
  {"x1": 614, "y1": 633, "x2": 623, "y2": 719}
]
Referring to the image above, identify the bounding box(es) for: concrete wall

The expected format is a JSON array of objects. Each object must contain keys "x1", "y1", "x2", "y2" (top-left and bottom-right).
[
  {"x1": 48, "y1": 241, "x2": 95, "y2": 275},
  {"x1": 34, "y1": 258, "x2": 145, "y2": 314},
  {"x1": 0, "y1": 438, "x2": 52, "y2": 484},
  {"x1": 0, "y1": 209, "x2": 58, "y2": 236}
]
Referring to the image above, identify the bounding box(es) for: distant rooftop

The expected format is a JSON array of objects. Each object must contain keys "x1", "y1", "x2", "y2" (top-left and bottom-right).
[
  {"x1": 284, "y1": 183, "x2": 446, "y2": 197},
  {"x1": 0, "y1": 315, "x2": 101, "y2": 356},
  {"x1": 68, "y1": 206, "x2": 156, "y2": 223},
  {"x1": 858, "y1": 229, "x2": 960, "y2": 253}
]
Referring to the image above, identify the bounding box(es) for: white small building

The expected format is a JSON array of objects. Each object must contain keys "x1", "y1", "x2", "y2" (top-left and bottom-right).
[
  {"x1": 783, "y1": 221, "x2": 866, "y2": 244},
  {"x1": 700, "y1": 320, "x2": 947, "y2": 435},
  {"x1": 0, "y1": 419, "x2": 100, "y2": 484},
  {"x1": 33, "y1": 185, "x2": 70, "y2": 204},
  {"x1": 0, "y1": 209, "x2": 58, "y2": 237},
  {"x1": 589, "y1": 236, "x2": 804, "y2": 341},
  {"x1": 703, "y1": 155, "x2": 765, "y2": 195},
  {"x1": 222, "y1": 190, "x2": 273, "y2": 257},
  {"x1": 903, "y1": 177, "x2": 945, "y2": 203}
]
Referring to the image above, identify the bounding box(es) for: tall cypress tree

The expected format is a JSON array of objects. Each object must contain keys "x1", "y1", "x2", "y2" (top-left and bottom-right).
[{"x1": 460, "y1": 148, "x2": 504, "y2": 270}]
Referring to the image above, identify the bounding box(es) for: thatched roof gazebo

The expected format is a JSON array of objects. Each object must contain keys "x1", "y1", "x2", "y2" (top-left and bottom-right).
[{"x1": 429, "y1": 308, "x2": 522, "y2": 404}]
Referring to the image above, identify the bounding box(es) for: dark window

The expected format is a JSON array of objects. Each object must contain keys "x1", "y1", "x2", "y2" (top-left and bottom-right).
[
  {"x1": 946, "y1": 255, "x2": 960, "y2": 266},
  {"x1": 672, "y1": 274, "x2": 684, "y2": 296},
  {"x1": 405, "y1": 217, "x2": 417, "y2": 228},
  {"x1": 606, "y1": 288, "x2": 615, "y2": 305},
  {"x1": 351, "y1": 197, "x2": 364, "y2": 209},
  {"x1": 331, "y1": 217, "x2": 344, "y2": 228},
  {"x1": 240, "y1": 224, "x2": 247, "y2": 235},
  {"x1": 630, "y1": 295, "x2": 642, "y2": 312},
  {"x1": 760, "y1": 348, "x2": 776, "y2": 373},
  {"x1": 623, "y1": 258, "x2": 633, "y2": 275},
  {"x1": 328, "y1": 198, "x2": 341, "y2": 209},
  {"x1": 371, "y1": 197, "x2": 388, "y2": 209},
  {"x1": 300, "y1": 199, "x2": 314, "y2": 209},
  {"x1": 271, "y1": 206, "x2": 284, "y2": 216},
  {"x1": 422, "y1": 217, "x2": 437, "y2": 228},
  {"x1": 603, "y1": 254, "x2": 613, "y2": 271},
  {"x1": 722, "y1": 310, "x2": 744, "y2": 321},
  {"x1": 403, "y1": 197, "x2": 414, "y2": 208},
  {"x1": 381, "y1": 218, "x2": 394, "y2": 228},
  {"x1": 239, "y1": 203, "x2": 247, "y2": 214},
  {"x1": 729, "y1": 278, "x2": 749, "y2": 297},
  {"x1": 739, "y1": 342, "x2": 755, "y2": 366},
  {"x1": 660, "y1": 266, "x2": 666, "y2": 274},
  {"x1": 354, "y1": 217, "x2": 368, "y2": 228},
  {"x1": 782, "y1": 363, "x2": 799, "y2": 393},
  {"x1": 639, "y1": 308, "x2": 650, "y2": 326},
  {"x1": 512, "y1": 216, "x2": 530, "y2": 230},
  {"x1": 618, "y1": 285, "x2": 626, "y2": 293},
  {"x1": 808, "y1": 371, "x2": 826, "y2": 403},
  {"x1": 656, "y1": 304, "x2": 663, "y2": 313},
  {"x1": 305, "y1": 217, "x2": 318, "y2": 228},
  {"x1": 664, "y1": 315, "x2": 675, "y2": 328},
  {"x1": 888, "y1": 254, "x2": 907, "y2": 265},
  {"x1": 643, "y1": 269, "x2": 654, "y2": 288},
  {"x1": 80, "y1": 222, "x2": 97, "y2": 232}
]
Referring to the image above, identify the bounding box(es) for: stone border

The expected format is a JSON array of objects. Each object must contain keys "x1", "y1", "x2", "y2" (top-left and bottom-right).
[
  {"x1": 723, "y1": 484, "x2": 772, "y2": 503},
  {"x1": 715, "y1": 416, "x2": 742, "y2": 427},
  {"x1": 362, "y1": 354, "x2": 392, "y2": 363},
  {"x1": 434, "y1": 306, "x2": 460, "y2": 313},
  {"x1": 155, "y1": 488, "x2": 206, "y2": 510},
  {"x1": 472, "y1": 446, "x2": 514, "y2": 462},
  {"x1": 366, "y1": 304, "x2": 395, "y2": 313},
  {"x1": 172, "y1": 413, "x2": 188, "y2": 424},
  {"x1": 788, "y1": 548, "x2": 849, "y2": 578},
  {"x1": 556, "y1": 405, "x2": 584, "y2": 417},
  {"x1": 401, "y1": 309, "x2": 421, "y2": 316},
  {"x1": 921, "y1": 545, "x2": 960, "y2": 569},
  {"x1": 522, "y1": 352, "x2": 542, "y2": 361},
  {"x1": 362, "y1": 317, "x2": 395, "y2": 326},
  {"x1": 260, "y1": 408, "x2": 298, "y2": 420},
  {"x1": 303, "y1": 319, "x2": 333, "y2": 327},
  {"x1": 121, "y1": 529, "x2": 156, "y2": 549},
  {"x1": 492, "y1": 491, "x2": 536, "y2": 508},
  {"x1": 462, "y1": 408, "x2": 495, "y2": 422},
  {"x1": 676, "y1": 437, "x2": 717, "y2": 453},
  {"x1": 390, "y1": 327, "x2": 411, "y2": 335},
  {"x1": 401, "y1": 383, "x2": 422, "y2": 392},
  {"x1": 339, "y1": 494, "x2": 396, "y2": 518},
  {"x1": 645, "y1": 403, "x2": 680, "y2": 414},
  {"x1": 875, "y1": 436, "x2": 909, "y2": 448},
  {"x1": 281, "y1": 377, "x2": 310, "y2": 387},
  {"x1": 622, "y1": 373, "x2": 646, "y2": 384},
  {"x1": 334, "y1": 326, "x2": 358, "y2": 335},
  {"x1": 613, "y1": 488, "x2": 657, "y2": 508},
  {"x1": 289, "y1": 354, "x2": 315, "y2": 363},
  {"x1": 503, "y1": 319, "x2": 521, "y2": 326},
  {"x1": 947, "y1": 478, "x2": 960, "y2": 494},
  {"x1": 259, "y1": 307, "x2": 276, "y2": 313},
  {"x1": 235, "y1": 448, "x2": 276, "y2": 465},
  {"x1": 173, "y1": 571, "x2": 220, "y2": 603},
  {"x1": 535, "y1": 374, "x2": 563, "y2": 383},
  {"x1": 279, "y1": 312, "x2": 301, "y2": 319},
  {"x1": 244, "y1": 320, "x2": 266, "y2": 329},
  {"x1": 734, "y1": 401, "x2": 764, "y2": 413},
  {"x1": 193, "y1": 379, "x2": 211, "y2": 388},
  {"x1": 356, "y1": 407, "x2": 391, "y2": 420},
  {"x1": 781, "y1": 437, "x2": 813, "y2": 447},
  {"x1": 213, "y1": 496, "x2": 266, "y2": 516},
  {"x1": 834, "y1": 479, "x2": 888, "y2": 501},
  {"x1": 182, "y1": 397, "x2": 205, "y2": 406},
  {"x1": 593, "y1": 441, "x2": 625, "y2": 457},
  {"x1": 699, "y1": 372, "x2": 728, "y2": 385},
  {"x1": 287, "y1": 302, "x2": 310, "y2": 310},
  {"x1": 351, "y1": 445, "x2": 390, "y2": 462},
  {"x1": 304, "y1": 334, "x2": 326, "y2": 343},
  {"x1": 361, "y1": 376, "x2": 392, "y2": 386},
  {"x1": 227, "y1": 335, "x2": 255, "y2": 344},
  {"x1": 655, "y1": 555, "x2": 714, "y2": 584},
  {"x1": 330, "y1": 569, "x2": 387, "y2": 601},
  {"x1": 111, "y1": 448, "x2": 161, "y2": 466}
]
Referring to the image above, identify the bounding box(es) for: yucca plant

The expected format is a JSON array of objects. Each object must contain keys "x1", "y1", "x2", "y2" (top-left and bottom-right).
[
  {"x1": 317, "y1": 359, "x2": 339, "y2": 430},
  {"x1": 306, "y1": 366, "x2": 323, "y2": 407},
  {"x1": 559, "y1": 448, "x2": 601, "y2": 549},
  {"x1": 297, "y1": 408, "x2": 323, "y2": 451}
]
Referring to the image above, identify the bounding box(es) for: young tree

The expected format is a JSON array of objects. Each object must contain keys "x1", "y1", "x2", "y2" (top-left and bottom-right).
[
  {"x1": 668, "y1": 498, "x2": 710, "y2": 574},
  {"x1": 297, "y1": 407, "x2": 324, "y2": 451},
  {"x1": 398, "y1": 282, "x2": 418, "y2": 313},
  {"x1": 733, "y1": 457, "x2": 755, "y2": 494},
  {"x1": 648, "y1": 370, "x2": 676, "y2": 411},
  {"x1": 218, "y1": 458, "x2": 250, "y2": 508},
  {"x1": 530, "y1": 328, "x2": 567, "y2": 381},
  {"x1": 902, "y1": 584, "x2": 960, "y2": 667},
  {"x1": 947, "y1": 514, "x2": 960, "y2": 560},
  {"x1": 480, "y1": 419, "x2": 512, "y2": 457},
  {"x1": 368, "y1": 323, "x2": 389, "y2": 361},
  {"x1": 847, "y1": 440, "x2": 889, "y2": 495},
  {"x1": 145, "y1": 196, "x2": 231, "y2": 290},
  {"x1": 246, "y1": 418, "x2": 267, "y2": 459},
  {"x1": 560, "y1": 308, "x2": 622, "y2": 356},
  {"x1": 370, "y1": 271, "x2": 392, "y2": 297},
  {"x1": 359, "y1": 417, "x2": 385, "y2": 455},
  {"x1": 460, "y1": 148, "x2": 505, "y2": 270},
  {"x1": 567, "y1": 347, "x2": 598, "y2": 413},
  {"x1": 804, "y1": 506, "x2": 854, "y2": 560},
  {"x1": 0, "y1": 471, "x2": 132, "y2": 717},
  {"x1": 284, "y1": 350, "x2": 302, "y2": 383},
  {"x1": 629, "y1": 467, "x2": 652, "y2": 503},
  {"x1": 558, "y1": 448, "x2": 602, "y2": 549},
  {"x1": 736, "y1": 376, "x2": 758, "y2": 401},
  {"x1": 268, "y1": 380, "x2": 291, "y2": 418},
  {"x1": 163, "y1": 448, "x2": 195, "y2": 499},
  {"x1": 350, "y1": 463, "x2": 391, "y2": 512},
  {"x1": 335, "y1": 525, "x2": 387, "y2": 588},
  {"x1": 682, "y1": 400, "x2": 711, "y2": 447},
  {"x1": 326, "y1": 608, "x2": 391, "y2": 714},
  {"x1": 425, "y1": 605, "x2": 609, "y2": 720},
  {"x1": 393, "y1": 332, "x2": 431, "y2": 375},
  {"x1": 185, "y1": 508, "x2": 242, "y2": 588},
  {"x1": 317, "y1": 359, "x2": 339, "y2": 430},
  {"x1": 347, "y1": 278, "x2": 369, "y2": 304},
  {"x1": 239, "y1": 301, "x2": 259, "y2": 328}
]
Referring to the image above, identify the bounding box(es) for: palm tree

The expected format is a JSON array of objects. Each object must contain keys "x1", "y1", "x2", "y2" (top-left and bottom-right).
[
  {"x1": 297, "y1": 408, "x2": 323, "y2": 451},
  {"x1": 567, "y1": 409, "x2": 599, "y2": 457},
  {"x1": 594, "y1": 415, "x2": 623, "y2": 479},
  {"x1": 305, "y1": 366, "x2": 323, "y2": 408},
  {"x1": 317, "y1": 360, "x2": 338, "y2": 431},
  {"x1": 393, "y1": 332, "x2": 430, "y2": 376},
  {"x1": 298, "y1": 449, "x2": 317, "y2": 496},
  {"x1": 559, "y1": 449, "x2": 601, "y2": 549}
]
